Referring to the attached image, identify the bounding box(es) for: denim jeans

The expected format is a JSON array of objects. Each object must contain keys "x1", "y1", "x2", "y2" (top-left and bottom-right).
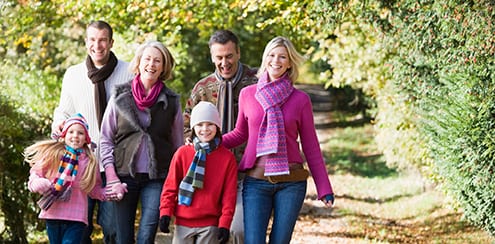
[
  {"x1": 242, "y1": 176, "x2": 307, "y2": 244},
  {"x1": 46, "y1": 219, "x2": 86, "y2": 244},
  {"x1": 81, "y1": 173, "x2": 116, "y2": 244},
  {"x1": 114, "y1": 174, "x2": 163, "y2": 244}
]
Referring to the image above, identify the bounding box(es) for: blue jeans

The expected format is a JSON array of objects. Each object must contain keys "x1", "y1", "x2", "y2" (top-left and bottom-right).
[
  {"x1": 114, "y1": 174, "x2": 163, "y2": 244},
  {"x1": 81, "y1": 173, "x2": 116, "y2": 244},
  {"x1": 46, "y1": 219, "x2": 86, "y2": 244},
  {"x1": 243, "y1": 176, "x2": 307, "y2": 244}
]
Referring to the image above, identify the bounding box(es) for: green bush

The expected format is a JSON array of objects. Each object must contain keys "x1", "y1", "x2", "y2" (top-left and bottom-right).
[
  {"x1": 0, "y1": 94, "x2": 44, "y2": 243},
  {"x1": 382, "y1": 0, "x2": 495, "y2": 234}
]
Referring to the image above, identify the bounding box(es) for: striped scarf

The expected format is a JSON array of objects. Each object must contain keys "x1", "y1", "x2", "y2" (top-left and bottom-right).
[
  {"x1": 178, "y1": 137, "x2": 220, "y2": 206},
  {"x1": 255, "y1": 72, "x2": 293, "y2": 176},
  {"x1": 37, "y1": 145, "x2": 81, "y2": 210}
]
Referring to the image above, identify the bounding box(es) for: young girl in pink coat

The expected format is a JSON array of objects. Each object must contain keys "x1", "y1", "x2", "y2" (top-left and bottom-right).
[{"x1": 25, "y1": 113, "x2": 126, "y2": 244}]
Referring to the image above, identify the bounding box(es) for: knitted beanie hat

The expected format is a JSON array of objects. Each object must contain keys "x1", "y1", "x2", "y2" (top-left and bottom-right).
[
  {"x1": 60, "y1": 113, "x2": 91, "y2": 145},
  {"x1": 190, "y1": 101, "x2": 221, "y2": 129}
]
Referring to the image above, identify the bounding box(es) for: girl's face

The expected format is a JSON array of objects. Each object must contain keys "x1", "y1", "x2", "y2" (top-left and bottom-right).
[
  {"x1": 193, "y1": 122, "x2": 217, "y2": 143},
  {"x1": 265, "y1": 46, "x2": 291, "y2": 81},
  {"x1": 64, "y1": 123, "x2": 87, "y2": 149},
  {"x1": 139, "y1": 47, "x2": 164, "y2": 84}
]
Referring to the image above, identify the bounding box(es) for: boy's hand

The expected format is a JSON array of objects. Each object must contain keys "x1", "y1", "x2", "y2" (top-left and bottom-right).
[
  {"x1": 218, "y1": 227, "x2": 229, "y2": 244},
  {"x1": 159, "y1": 215, "x2": 171, "y2": 233}
]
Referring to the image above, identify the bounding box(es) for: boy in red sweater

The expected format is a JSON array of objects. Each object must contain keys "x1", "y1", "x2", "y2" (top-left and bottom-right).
[{"x1": 159, "y1": 101, "x2": 237, "y2": 244}]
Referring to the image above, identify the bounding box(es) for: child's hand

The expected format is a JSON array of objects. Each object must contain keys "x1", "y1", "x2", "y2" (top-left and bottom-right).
[
  {"x1": 159, "y1": 215, "x2": 171, "y2": 233},
  {"x1": 29, "y1": 178, "x2": 52, "y2": 194},
  {"x1": 218, "y1": 227, "x2": 230, "y2": 244}
]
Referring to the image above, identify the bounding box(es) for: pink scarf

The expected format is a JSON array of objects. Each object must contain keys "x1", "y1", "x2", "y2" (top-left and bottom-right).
[
  {"x1": 132, "y1": 74, "x2": 164, "y2": 111},
  {"x1": 255, "y1": 71, "x2": 293, "y2": 176}
]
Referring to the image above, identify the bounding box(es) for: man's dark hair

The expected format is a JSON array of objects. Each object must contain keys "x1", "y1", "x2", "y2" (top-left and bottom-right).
[
  {"x1": 208, "y1": 30, "x2": 239, "y2": 50},
  {"x1": 87, "y1": 20, "x2": 113, "y2": 40}
]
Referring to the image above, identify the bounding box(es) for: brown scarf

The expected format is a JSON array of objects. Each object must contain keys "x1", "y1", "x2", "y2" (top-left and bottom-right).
[
  {"x1": 86, "y1": 51, "x2": 118, "y2": 128},
  {"x1": 215, "y1": 61, "x2": 243, "y2": 133}
]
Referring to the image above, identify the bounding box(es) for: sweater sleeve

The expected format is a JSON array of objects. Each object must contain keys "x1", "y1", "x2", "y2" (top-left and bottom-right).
[
  {"x1": 298, "y1": 95, "x2": 333, "y2": 198},
  {"x1": 218, "y1": 153, "x2": 238, "y2": 229},
  {"x1": 159, "y1": 146, "x2": 186, "y2": 217},
  {"x1": 99, "y1": 98, "x2": 119, "y2": 170},
  {"x1": 27, "y1": 166, "x2": 49, "y2": 193},
  {"x1": 171, "y1": 99, "x2": 185, "y2": 151},
  {"x1": 222, "y1": 89, "x2": 249, "y2": 149},
  {"x1": 88, "y1": 166, "x2": 106, "y2": 201}
]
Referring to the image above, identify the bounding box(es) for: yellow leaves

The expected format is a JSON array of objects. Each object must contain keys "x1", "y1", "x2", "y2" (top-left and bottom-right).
[{"x1": 14, "y1": 33, "x2": 32, "y2": 49}]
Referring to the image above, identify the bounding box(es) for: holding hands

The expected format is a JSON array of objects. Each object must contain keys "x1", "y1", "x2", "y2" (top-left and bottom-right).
[
  {"x1": 105, "y1": 166, "x2": 127, "y2": 201},
  {"x1": 106, "y1": 181, "x2": 127, "y2": 201}
]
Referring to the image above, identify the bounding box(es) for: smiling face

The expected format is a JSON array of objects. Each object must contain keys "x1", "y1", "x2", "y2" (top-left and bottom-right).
[
  {"x1": 193, "y1": 122, "x2": 218, "y2": 143},
  {"x1": 85, "y1": 27, "x2": 114, "y2": 67},
  {"x1": 265, "y1": 46, "x2": 291, "y2": 81},
  {"x1": 63, "y1": 123, "x2": 87, "y2": 149},
  {"x1": 139, "y1": 47, "x2": 164, "y2": 86},
  {"x1": 210, "y1": 41, "x2": 240, "y2": 80}
]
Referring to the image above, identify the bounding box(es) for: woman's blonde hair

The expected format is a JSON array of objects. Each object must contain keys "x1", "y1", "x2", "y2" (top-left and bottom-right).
[
  {"x1": 128, "y1": 40, "x2": 175, "y2": 81},
  {"x1": 24, "y1": 139, "x2": 98, "y2": 193},
  {"x1": 257, "y1": 36, "x2": 306, "y2": 83}
]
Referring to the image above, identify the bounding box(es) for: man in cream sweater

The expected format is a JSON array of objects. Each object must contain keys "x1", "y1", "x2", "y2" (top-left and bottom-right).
[{"x1": 51, "y1": 20, "x2": 133, "y2": 244}]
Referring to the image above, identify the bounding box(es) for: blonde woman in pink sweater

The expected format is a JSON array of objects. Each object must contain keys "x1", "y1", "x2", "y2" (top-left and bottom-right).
[{"x1": 222, "y1": 36, "x2": 335, "y2": 243}]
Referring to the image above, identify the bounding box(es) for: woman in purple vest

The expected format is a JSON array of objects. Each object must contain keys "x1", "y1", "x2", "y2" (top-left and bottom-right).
[{"x1": 99, "y1": 40, "x2": 184, "y2": 244}]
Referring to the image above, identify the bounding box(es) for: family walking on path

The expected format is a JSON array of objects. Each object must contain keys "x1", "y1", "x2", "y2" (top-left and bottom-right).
[{"x1": 26, "y1": 20, "x2": 334, "y2": 244}]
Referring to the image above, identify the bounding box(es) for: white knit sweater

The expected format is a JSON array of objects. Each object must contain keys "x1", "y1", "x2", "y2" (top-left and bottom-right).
[{"x1": 52, "y1": 60, "x2": 134, "y2": 168}]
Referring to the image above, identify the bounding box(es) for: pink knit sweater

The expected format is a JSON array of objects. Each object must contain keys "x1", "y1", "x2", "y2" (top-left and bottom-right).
[
  {"x1": 28, "y1": 153, "x2": 106, "y2": 225},
  {"x1": 222, "y1": 84, "x2": 334, "y2": 199}
]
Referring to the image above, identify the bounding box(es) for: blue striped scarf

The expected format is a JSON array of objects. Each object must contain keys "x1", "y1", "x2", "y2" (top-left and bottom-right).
[
  {"x1": 255, "y1": 72, "x2": 293, "y2": 176},
  {"x1": 178, "y1": 137, "x2": 220, "y2": 206}
]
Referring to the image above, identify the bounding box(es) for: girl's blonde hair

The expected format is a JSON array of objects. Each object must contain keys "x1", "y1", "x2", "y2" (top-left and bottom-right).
[
  {"x1": 257, "y1": 36, "x2": 306, "y2": 83},
  {"x1": 24, "y1": 139, "x2": 98, "y2": 193}
]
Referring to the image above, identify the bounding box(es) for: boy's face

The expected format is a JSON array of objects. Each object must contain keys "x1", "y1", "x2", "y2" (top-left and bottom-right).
[
  {"x1": 193, "y1": 122, "x2": 217, "y2": 143},
  {"x1": 64, "y1": 123, "x2": 87, "y2": 149}
]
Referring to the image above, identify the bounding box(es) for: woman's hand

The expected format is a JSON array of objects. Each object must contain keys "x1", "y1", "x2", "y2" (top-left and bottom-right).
[{"x1": 321, "y1": 194, "x2": 335, "y2": 207}]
